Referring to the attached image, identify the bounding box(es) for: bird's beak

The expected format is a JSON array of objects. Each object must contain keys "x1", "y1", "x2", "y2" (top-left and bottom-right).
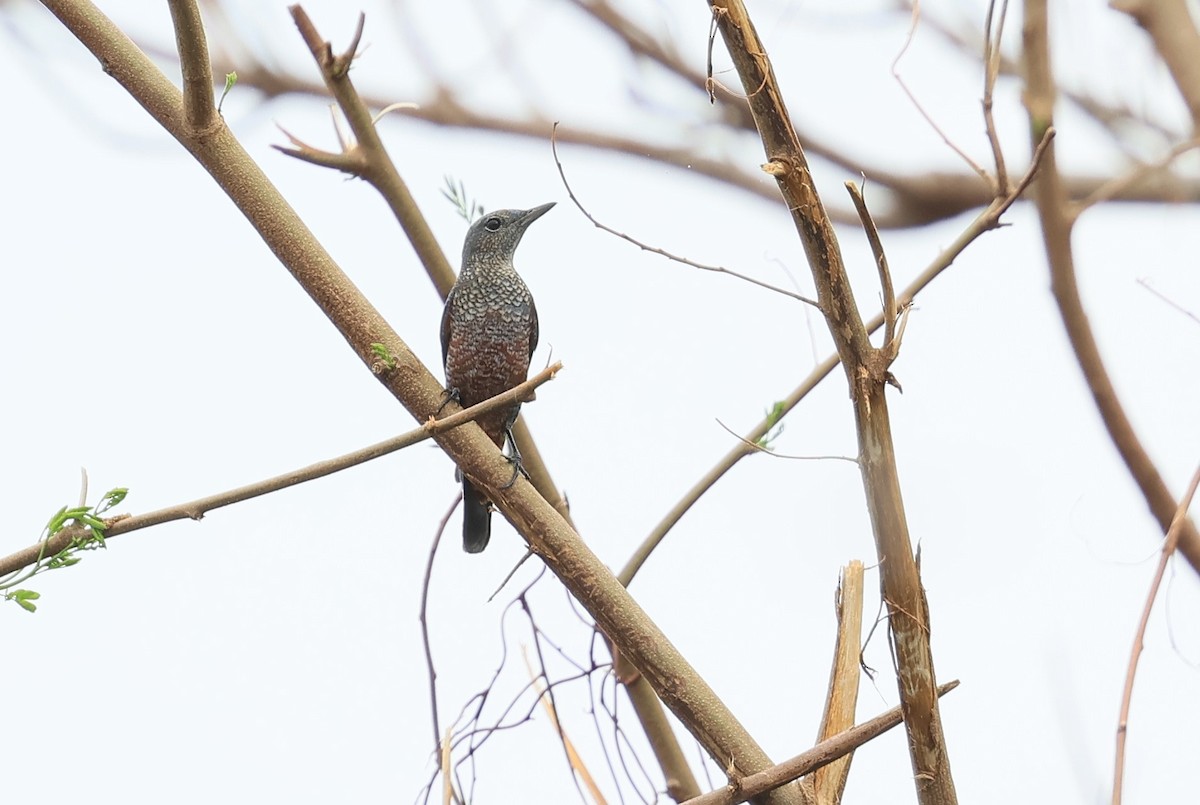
[{"x1": 519, "y1": 202, "x2": 556, "y2": 226}]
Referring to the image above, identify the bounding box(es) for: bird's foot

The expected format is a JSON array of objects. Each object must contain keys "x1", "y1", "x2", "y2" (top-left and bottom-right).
[
  {"x1": 436, "y1": 387, "x2": 461, "y2": 416},
  {"x1": 500, "y1": 454, "x2": 531, "y2": 490},
  {"x1": 499, "y1": 422, "x2": 530, "y2": 489}
]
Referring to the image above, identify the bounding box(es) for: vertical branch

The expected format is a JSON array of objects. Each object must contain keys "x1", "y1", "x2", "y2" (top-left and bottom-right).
[
  {"x1": 167, "y1": 0, "x2": 216, "y2": 131},
  {"x1": 811, "y1": 561, "x2": 864, "y2": 804},
  {"x1": 707, "y1": 3, "x2": 957, "y2": 803}
]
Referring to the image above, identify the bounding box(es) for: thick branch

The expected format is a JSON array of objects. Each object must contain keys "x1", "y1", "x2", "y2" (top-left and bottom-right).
[
  {"x1": 618, "y1": 141, "x2": 1051, "y2": 587},
  {"x1": 38, "y1": 3, "x2": 796, "y2": 802},
  {"x1": 708, "y1": 3, "x2": 957, "y2": 802},
  {"x1": 166, "y1": 0, "x2": 215, "y2": 131}
]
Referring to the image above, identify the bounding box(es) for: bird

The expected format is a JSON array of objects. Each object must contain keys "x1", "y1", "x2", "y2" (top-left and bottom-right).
[{"x1": 441, "y1": 202, "x2": 554, "y2": 553}]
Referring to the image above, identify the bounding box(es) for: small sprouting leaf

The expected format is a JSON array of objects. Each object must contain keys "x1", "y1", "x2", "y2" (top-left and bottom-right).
[
  {"x1": 45, "y1": 506, "x2": 69, "y2": 535},
  {"x1": 99, "y1": 487, "x2": 129, "y2": 511},
  {"x1": 48, "y1": 555, "x2": 81, "y2": 568},
  {"x1": 79, "y1": 514, "x2": 107, "y2": 532},
  {"x1": 218, "y1": 71, "x2": 238, "y2": 114},
  {"x1": 11, "y1": 589, "x2": 40, "y2": 613},
  {"x1": 441, "y1": 176, "x2": 485, "y2": 222},
  {"x1": 757, "y1": 400, "x2": 788, "y2": 449},
  {"x1": 370, "y1": 343, "x2": 396, "y2": 370}
]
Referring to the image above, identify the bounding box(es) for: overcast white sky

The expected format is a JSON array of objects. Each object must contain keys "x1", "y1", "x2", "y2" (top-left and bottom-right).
[{"x1": 3, "y1": 1, "x2": 1199, "y2": 803}]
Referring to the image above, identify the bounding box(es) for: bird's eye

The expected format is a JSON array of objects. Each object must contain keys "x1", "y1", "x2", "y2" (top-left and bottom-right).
[{"x1": 484, "y1": 217, "x2": 502, "y2": 232}]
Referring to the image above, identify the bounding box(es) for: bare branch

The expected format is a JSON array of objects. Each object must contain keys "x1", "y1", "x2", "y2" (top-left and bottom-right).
[
  {"x1": 981, "y1": 0, "x2": 1011, "y2": 193},
  {"x1": 1113, "y1": 462, "x2": 1200, "y2": 804},
  {"x1": 812, "y1": 562, "x2": 865, "y2": 805},
  {"x1": 713, "y1": 419, "x2": 858, "y2": 465},
  {"x1": 422, "y1": 495, "x2": 459, "y2": 780},
  {"x1": 893, "y1": 2, "x2": 991, "y2": 188},
  {"x1": 0, "y1": 360, "x2": 560, "y2": 580},
  {"x1": 167, "y1": 0, "x2": 216, "y2": 131},
  {"x1": 1112, "y1": 0, "x2": 1200, "y2": 133},
  {"x1": 1073, "y1": 137, "x2": 1200, "y2": 216},
  {"x1": 287, "y1": 5, "x2": 458, "y2": 297},
  {"x1": 551, "y1": 124, "x2": 819, "y2": 307},
  {"x1": 845, "y1": 181, "x2": 897, "y2": 355},
  {"x1": 1136, "y1": 278, "x2": 1200, "y2": 327},
  {"x1": 684, "y1": 682, "x2": 961, "y2": 805},
  {"x1": 1022, "y1": 0, "x2": 1200, "y2": 576},
  {"x1": 707, "y1": 5, "x2": 962, "y2": 800},
  {"x1": 618, "y1": 134, "x2": 1052, "y2": 588}
]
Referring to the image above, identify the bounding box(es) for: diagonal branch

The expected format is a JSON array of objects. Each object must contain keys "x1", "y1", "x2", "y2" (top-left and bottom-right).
[
  {"x1": 683, "y1": 681, "x2": 961, "y2": 805},
  {"x1": 1022, "y1": 0, "x2": 1200, "y2": 576},
  {"x1": 0, "y1": 364, "x2": 561, "y2": 579},
  {"x1": 618, "y1": 130, "x2": 1051, "y2": 588},
  {"x1": 37, "y1": 3, "x2": 799, "y2": 802},
  {"x1": 552, "y1": 125, "x2": 818, "y2": 307},
  {"x1": 1112, "y1": 461, "x2": 1200, "y2": 804},
  {"x1": 1112, "y1": 0, "x2": 1200, "y2": 133}
]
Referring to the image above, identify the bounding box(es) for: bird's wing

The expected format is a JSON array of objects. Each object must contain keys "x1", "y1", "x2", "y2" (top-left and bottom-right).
[
  {"x1": 440, "y1": 287, "x2": 456, "y2": 368},
  {"x1": 528, "y1": 296, "x2": 540, "y2": 360}
]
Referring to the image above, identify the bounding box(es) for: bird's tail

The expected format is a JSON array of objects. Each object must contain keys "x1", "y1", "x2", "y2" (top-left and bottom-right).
[{"x1": 461, "y1": 477, "x2": 492, "y2": 553}]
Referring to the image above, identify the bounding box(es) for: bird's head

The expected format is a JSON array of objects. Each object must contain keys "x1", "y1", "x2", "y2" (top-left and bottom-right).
[{"x1": 461, "y1": 203, "x2": 555, "y2": 267}]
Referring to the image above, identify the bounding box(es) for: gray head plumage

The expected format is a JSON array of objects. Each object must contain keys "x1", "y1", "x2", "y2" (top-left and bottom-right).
[{"x1": 462, "y1": 203, "x2": 555, "y2": 267}]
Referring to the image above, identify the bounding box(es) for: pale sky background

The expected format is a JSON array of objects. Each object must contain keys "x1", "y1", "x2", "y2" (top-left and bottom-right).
[{"x1": 3, "y1": 1, "x2": 1199, "y2": 803}]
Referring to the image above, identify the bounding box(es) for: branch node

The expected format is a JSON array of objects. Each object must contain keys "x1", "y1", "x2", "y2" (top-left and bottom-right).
[{"x1": 761, "y1": 160, "x2": 789, "y2": 177}]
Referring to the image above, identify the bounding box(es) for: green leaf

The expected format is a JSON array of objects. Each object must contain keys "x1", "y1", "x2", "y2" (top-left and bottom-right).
[
  {"x1": 757, "y1": 400, "x2": 788, "y2": 449},
  {"x1": 45, "y1": 505, "x2": 69, "y2": 535},
  {"x1": 11, "y1": 589, "x2": 40, "y2": 613},
  {"x1": 99, "y1": 487, "x2": 129, "y2": 511},
  {"x1": 441, "y1": 176, "x2": 485, "y2": 222},
  {"x1": 370, "y1": 343, "x2": 396, "y2": 370},
  {"x1": 79, "y1": 514, "x2": 108, "y2": 532},
  {"x1": 48, "y1": 556, "x2": 81, "y2": 568},
  {"x1": 218, "y1": 71, "x2": 238, "y2": 114}
]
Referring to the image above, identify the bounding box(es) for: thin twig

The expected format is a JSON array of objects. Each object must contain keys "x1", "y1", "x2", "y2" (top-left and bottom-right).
[
  {"x1": 981, "y1": 0, "x2": 1010, "y2": 194},
  {"x1": 0, "y1": 365, "x2": 559, "y2": 579},
  {"x1": 1136, "y1": 278, "x2": 1200, "y2": 326},
  {"x1": 845, "y1": 180, "x2": 897, "y2": 354},
  {"x1": 618, "y1": 128, "x2": 1054, "y2": 588},
  {"x1": 684, "y1": 682, "x2": 960, "y2": 805},
  {"x1": 1073, "y1": 137, "x2": 1200, "y2": 216},
  {"x1": 714, "y1": 419, "x2": 857, "y2": 465},
  {"x1": 422, "y1": 494, "x2": 459, "y2": 776},
  {"x1": 893, "y1": 1, "x2": 991, "y2": 187},
  {"x1": 273, "y1": 121, "x2": 368, "y2": 173},
  {"x1": 1113, "y1": 462, "x2": 1200, "y2": 805},
  {"x1": 550, "y1": 124, "x2": 819, "y2": 307}
]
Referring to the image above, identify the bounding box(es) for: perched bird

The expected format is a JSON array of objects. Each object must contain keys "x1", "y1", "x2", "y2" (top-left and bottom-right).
[{"x1": 441, "y1": 203, "x2": 554, "y2": 553}]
